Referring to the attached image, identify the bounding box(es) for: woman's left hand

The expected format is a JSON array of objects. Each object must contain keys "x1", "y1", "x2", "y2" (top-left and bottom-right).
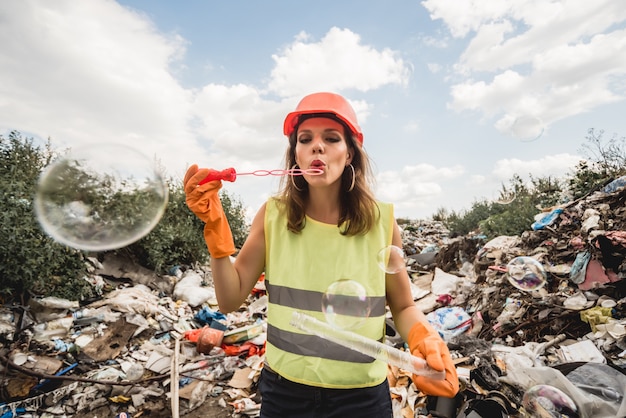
[{"x1": 408, "y1": 322, "x2": 459, "y2": 398}]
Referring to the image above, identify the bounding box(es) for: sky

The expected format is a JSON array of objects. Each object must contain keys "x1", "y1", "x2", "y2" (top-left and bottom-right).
[{"x1": 2, "y1": 0, "x2": 626, "y2": 221}]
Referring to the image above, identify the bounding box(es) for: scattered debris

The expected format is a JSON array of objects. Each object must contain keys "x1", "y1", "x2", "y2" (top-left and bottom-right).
[{"x1": 1, "y1": 182, "x2": 625, "y2": 417}]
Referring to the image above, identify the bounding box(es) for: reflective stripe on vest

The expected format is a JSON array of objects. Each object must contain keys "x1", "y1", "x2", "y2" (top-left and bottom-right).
[{"x1": 264, "y1": 281, "x2": 387, "y2": 317}]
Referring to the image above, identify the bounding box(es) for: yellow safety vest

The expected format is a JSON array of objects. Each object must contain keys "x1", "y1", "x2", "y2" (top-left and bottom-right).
[{"x1": 264, "y1": 198, "x2": 394, "y2": 388}]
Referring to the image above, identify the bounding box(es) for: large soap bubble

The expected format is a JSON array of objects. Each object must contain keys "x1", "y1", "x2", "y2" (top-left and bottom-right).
[
  {"x1": 511, "y1": 115, "x2": 545, "y2": 142},
  {"x1": 322, "y1": 279, "x2": 371, "y2": 330},
  {"x1": 506, "y1": 256, "x2": 548, "y2": 291},
  {"x1": 35, "y1": 143, "x2": 168, "y2": 251},
  {"x1": 522, "y1": 385, "x2": 579, "y2": 417}
]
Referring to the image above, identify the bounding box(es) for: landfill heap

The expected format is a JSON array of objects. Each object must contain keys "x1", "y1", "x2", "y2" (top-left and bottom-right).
[
  {"x1": 401, "y1": 178, "x2": 626, "y2": 417},
  {"x1": 1, "y1": 179, "x2": 625, "y2": 418}
]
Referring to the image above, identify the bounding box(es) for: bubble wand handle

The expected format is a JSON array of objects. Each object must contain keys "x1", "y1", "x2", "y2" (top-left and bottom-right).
[
  {"x1": 290, "y1": 311, "x2": 445, "y2": 380},
  {"x1": 198, "y1": 167, "x2": 323, "y2": 185},
  {"x1": 198, "y1": 168, "x2": 237, "y2": 185}
]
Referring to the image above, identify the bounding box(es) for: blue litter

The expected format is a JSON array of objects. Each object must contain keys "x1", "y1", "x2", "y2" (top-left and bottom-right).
[{"x1": 531, "y1": 208, "x2": 563, "y2": 230}]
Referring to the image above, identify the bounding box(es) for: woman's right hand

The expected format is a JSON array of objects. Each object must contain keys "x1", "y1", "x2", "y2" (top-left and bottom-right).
[{"x1": 184, "y1": 164, "x2": 235, "y2": 258}]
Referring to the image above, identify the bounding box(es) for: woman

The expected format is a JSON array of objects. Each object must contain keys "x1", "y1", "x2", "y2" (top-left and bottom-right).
[{"x1": 184, "y1": 92, "x2": 458, "y2": 417}]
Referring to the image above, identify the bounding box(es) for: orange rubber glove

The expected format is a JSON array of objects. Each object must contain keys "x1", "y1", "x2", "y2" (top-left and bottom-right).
[
  {"x1": 408, "y1": 321, "x2": 459, "y2": 397},
  {"x1": 184, "y1": 164, "x2": 236, "y2": 259}
]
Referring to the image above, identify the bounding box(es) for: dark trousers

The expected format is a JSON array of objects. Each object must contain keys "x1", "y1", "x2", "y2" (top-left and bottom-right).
[{"x1": 258, "y1": 367, "x2": 393, "y2": 418}]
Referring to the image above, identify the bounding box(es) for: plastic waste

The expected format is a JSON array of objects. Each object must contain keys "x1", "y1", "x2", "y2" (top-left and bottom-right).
[
  {"x1": 570, "y1": 251, "x2": 591, "y2": 284},
  {"x1": 194, "y1": 307, "x2": 227, "y2": 326},
  {"x1": 426, "y1": 307, "x2": 472, "y2": 341},
  {"x1": 33, "y1": 317, "x2": 74, "y2": 340},
  {"x1": 494, "y1": 298, "x2": 523, "y2": 328},
  {"x1": 531, "y1": 208, "x2": 563, "y2": 230},
  {"x1": 173, "y1": 272, "x2": 216, "y2": 307},
  {"x1": 601, "y1": 175, "x2": 626, "y2": 194},
  {"x1": 523, "y1": 385, "x2": 579, "y2": 417},
  {"x1": 53, "y1": 338, "x2": 77, "y2": 353},
  {"x1": 223, "y1": 322, "x2": 264, "y2": 344},
  {"x1": 72, "y1": 310, "x2": 105, "y2": 327}
]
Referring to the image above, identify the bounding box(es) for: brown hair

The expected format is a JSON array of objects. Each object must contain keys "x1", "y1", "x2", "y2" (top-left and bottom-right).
[{"x1": 276, "y1": 119, "x2": 379, "y2": 235}]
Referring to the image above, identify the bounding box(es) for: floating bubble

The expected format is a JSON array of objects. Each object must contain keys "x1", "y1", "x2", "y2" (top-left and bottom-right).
[
  {"x1": 35, "y1": 143, "x2": 168, "y2": 251},
  {"x1": 322, "y1": 279, "x2": 371, "y2": 330},
  {"x1": 522, "y1": 385, "x2": 579, "y2": 417},
  {"x1": 506, "y1": 256, "x2": 547, "y2": 291},
  {"x1": 494, "y1": 192, "x2": 516, "y2": 205},
  {"x1": 377, "y1": 245, "x2": 406, "y2": 274},
  {"x1": 511, "y1": 115, "x2": 545, "y2": 142}
]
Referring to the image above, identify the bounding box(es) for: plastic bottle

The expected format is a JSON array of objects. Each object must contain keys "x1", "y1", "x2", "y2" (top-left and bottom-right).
[{"x1": 290, "y1": 311, "x2": 445, "y2": 380}]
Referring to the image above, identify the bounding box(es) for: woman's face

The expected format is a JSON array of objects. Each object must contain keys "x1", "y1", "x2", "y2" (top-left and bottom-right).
[{"x1": 295, "y1": 117, "x2": 353, "y2": 190}]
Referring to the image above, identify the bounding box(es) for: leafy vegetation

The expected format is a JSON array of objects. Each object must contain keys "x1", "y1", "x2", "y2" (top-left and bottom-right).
[
  {"x1": 2, "y1": 127, "x2": 623, "y2": 301},
  {"x1": 438, "y1": 129, "x2": 626, "y2": 239},
  {"x1": 121, "y1": 182, "x2": 248, "y2": 274},
  {"x1": 567, "y1": 128, "x2": 626, "y2": 199},
  {"x1": 0, "y1": 131, "x2": 91, "y2": 302},
  {"x1": 0, "y1": 131, "x2": 249, "y2": 302}
]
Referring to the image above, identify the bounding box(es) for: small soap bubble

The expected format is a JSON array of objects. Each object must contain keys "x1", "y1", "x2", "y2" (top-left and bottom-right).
[
  {"x1": 322, "y1": 279, "x2": 371, "y2": 330},
  {"x1": 511, "y1": 115, "x2": 544, "y2": 142},
  {"x1": 377, "y1": 245, "x2": 406, "y2": 274},
  {"x1": 523, "y1": 385, "x2": 579, "y2": 417},
  {"x1": 506, "y1": 256, "x2": 547, "y2": 291},
  {"x1": 35, "y1": 143, "x2": 168, "y2": 251}
]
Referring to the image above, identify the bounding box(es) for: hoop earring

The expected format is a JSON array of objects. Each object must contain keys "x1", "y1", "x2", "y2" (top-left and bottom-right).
[
  {"x1": 347, "y1": 164, "x2": 355, "y2": 192},
  {"x1": 291, "y1": 164, "x2": 304, "y2": 192}
]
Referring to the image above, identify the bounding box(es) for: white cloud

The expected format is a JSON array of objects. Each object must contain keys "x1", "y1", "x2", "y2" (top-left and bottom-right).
[
  {"x1": 268, "y1": 27, "x2": 411, "y2": 98},
  {"x1": 375, "y1": 164, "x2": 464, "y2": 204},
  {"x1": 421, "y1": 35, "x2": 449, "y2": 49},
  {"x1": 427, "y1": 63, "x2": 443, "y2": 73},
  {"x1": 421, "y1": 0, "x2": 511, "y2": 38},
  {"x1": 422, "y1": 0, "x2": 626, "y2": 137},
  {"x1": 190, "y1": 84, "x2": 286, "y2": 164},
  {"x1": 492, "y1": 153, "x2": 583, "y2": 180},
  {"x1": 0, "y1": 0, "x2": 200, "y2": 175},
  {"x1": 469, "y1": 174, "x2": 486, "y2": 184},
  {"x1": 0, "y1": 2, "x2": 418, "y2": 217},
  {"x1": 1, "y1": 0, "x2": 616, "y2": 224}
]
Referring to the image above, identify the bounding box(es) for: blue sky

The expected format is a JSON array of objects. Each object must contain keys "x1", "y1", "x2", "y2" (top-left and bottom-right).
[{"x1": 2, "y1": 0, "x2": 626, "y2": 220}]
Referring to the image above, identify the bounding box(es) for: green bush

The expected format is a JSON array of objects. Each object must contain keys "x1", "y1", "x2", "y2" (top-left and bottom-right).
[
  {"x1": 0, "y1": 131, "x2": 251, "y2": 300},
  {"x1": 120, "y1": 182, "x2": 209, "y2": 273},
  {"x1": 439, "y1": 129, "x2": 625, "y2": 240},
  {"x1": 120, "y1": 178, "x2": 249, "y2": 274},
  {"x1": 0, "y1": 131, "x2": 92, "y2": 302},
  {"x1": 442, "y1": 174, "x2": 563, "y2": 240},
  {"x1": 220, "y1": 190, "x2": 249, "y2": 248}
]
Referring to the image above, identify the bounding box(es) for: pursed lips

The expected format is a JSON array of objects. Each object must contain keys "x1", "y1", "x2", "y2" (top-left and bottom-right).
[{"x1": 310, "y1": 159, "x2": 326, "y2": 170}]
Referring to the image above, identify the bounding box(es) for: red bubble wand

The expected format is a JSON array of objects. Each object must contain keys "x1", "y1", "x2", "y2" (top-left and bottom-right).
[{"x1": 198, "y1": 167, "x2": 323, "y2": 185}]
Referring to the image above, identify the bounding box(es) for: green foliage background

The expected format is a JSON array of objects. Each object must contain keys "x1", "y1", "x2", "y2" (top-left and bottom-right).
[
  {"x1": 0, "y1": 131, "x2": 249, "y2": 302},
  {"x1": 1, "y1": 128, "x2": 624, "y2": 302},
  {"x1": 438, "y1": 128, "x2": 626, "y2": 239},
  {"x1": 0, "y1": 131, "x2": 90, "y2": 301}
]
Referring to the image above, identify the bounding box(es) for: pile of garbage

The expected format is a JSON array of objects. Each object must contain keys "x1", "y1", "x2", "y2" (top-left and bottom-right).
[
  {"x1": 401, "y1": 177, "x2": 626, "y2": 417},
  {"x1": 1, "y1": 178, "x2": 625, "y2": 417}
]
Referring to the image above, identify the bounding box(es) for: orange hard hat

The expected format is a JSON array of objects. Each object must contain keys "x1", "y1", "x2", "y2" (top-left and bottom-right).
[{"x1": 283, "y1": 92, "x2": 363, "y2": 144}]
